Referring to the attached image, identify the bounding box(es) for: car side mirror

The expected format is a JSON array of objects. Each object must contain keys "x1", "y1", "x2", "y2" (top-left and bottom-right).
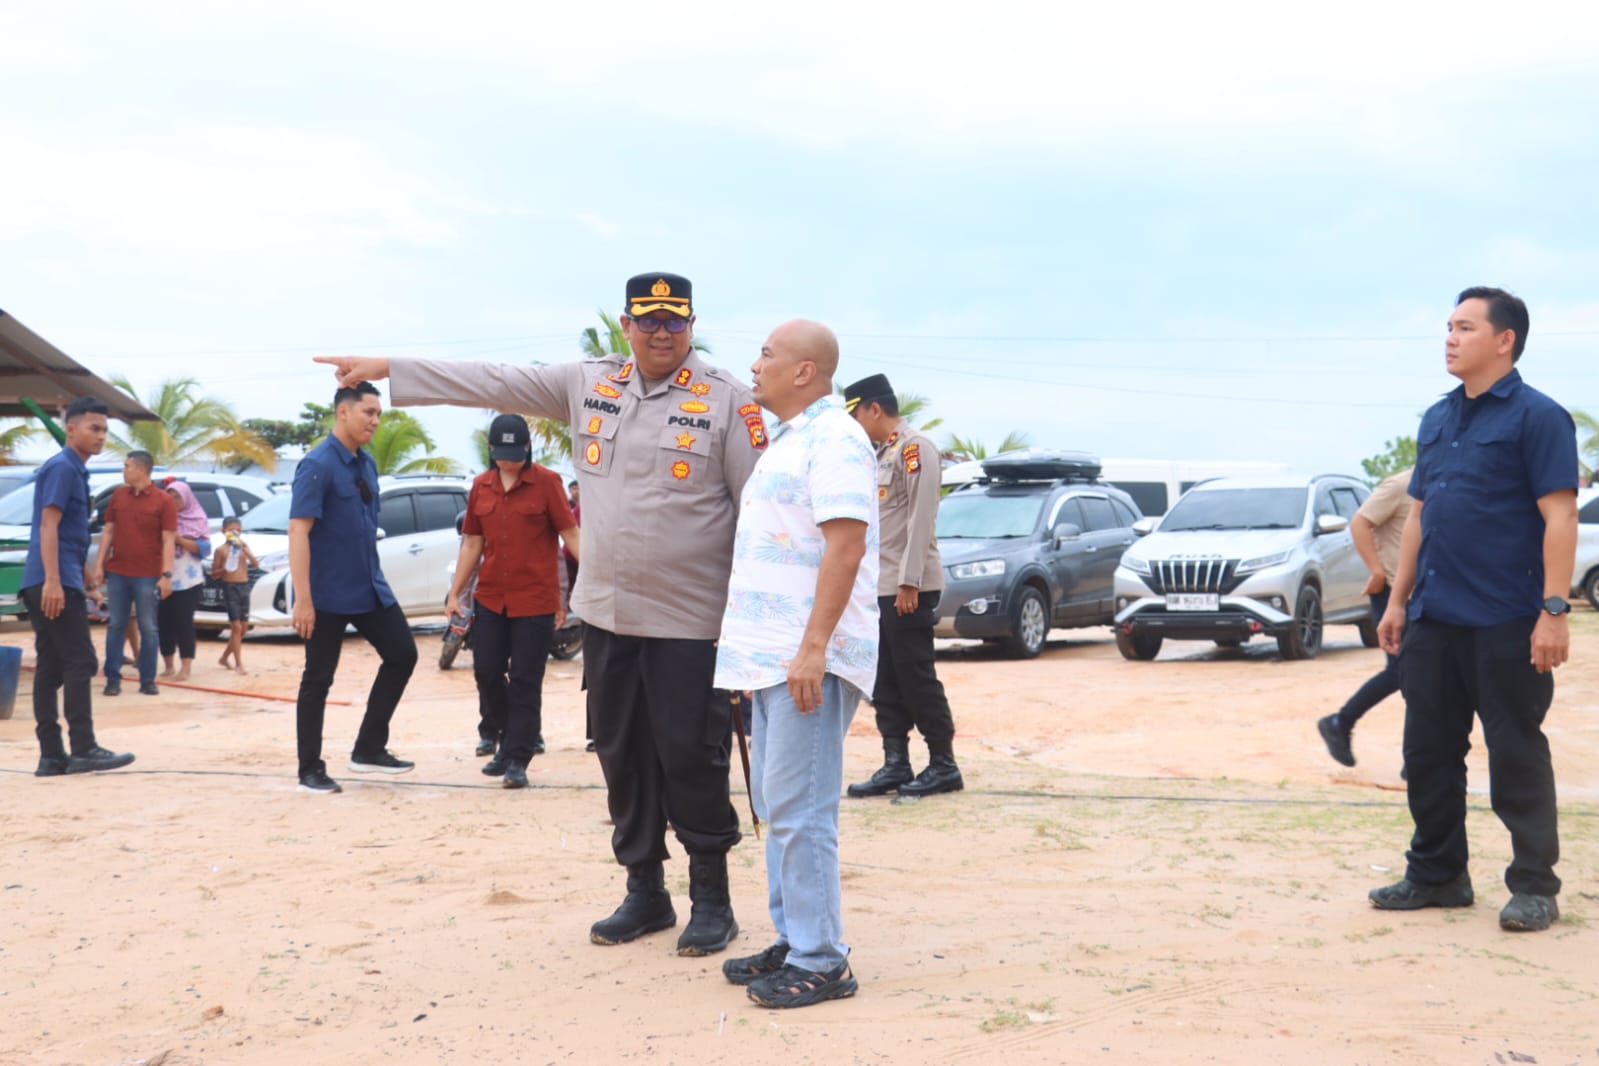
[
  {"x1": 1052, "y1": 522, "x2": 1082, "y2": 546},
  {"x1": 1132, "y1": 517, "x2": 1158, "y2": 537},
  {"x1": 1314, "y1": 514, "x2": 1349, "y2": 535}
]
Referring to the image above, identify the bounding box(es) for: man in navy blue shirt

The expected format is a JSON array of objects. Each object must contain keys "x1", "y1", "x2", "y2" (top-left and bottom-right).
[
  {"x1": 289, "y1": 382, "x2": 418, "y2": 793},
  {"x1": 1372, "y1": 287, "x2": 1579, "y2": 933},
  {"x1": 21, "y1": 397, "x2": 135, "y2": 776}
]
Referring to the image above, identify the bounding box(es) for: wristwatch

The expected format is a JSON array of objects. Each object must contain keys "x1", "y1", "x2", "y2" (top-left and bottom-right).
[
  {"x1": 1543, "y1": 595, "x2": 1570, "y2": 616},
  {"x1": 162, "y1": 570, "x2": 173, "y2": 578}
]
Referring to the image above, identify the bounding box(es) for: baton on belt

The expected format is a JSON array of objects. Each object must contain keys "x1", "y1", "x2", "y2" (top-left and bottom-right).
[{"x1": 730, "y1": 691, "x2": 761, "y2": 840}]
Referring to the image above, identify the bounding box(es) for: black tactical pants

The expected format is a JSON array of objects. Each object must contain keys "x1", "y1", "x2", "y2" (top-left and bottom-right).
[{"x1": 871, "y1": 591, "x2": 956, "y2": 753}]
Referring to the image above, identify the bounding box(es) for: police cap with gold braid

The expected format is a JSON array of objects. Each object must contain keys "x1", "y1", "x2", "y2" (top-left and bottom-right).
[
  {"x1": 626, "y1": 272, "x2": 693, "y2": 318},
  {"x1": 843, "y1": 373, "x2": 896, "y2": 414}
]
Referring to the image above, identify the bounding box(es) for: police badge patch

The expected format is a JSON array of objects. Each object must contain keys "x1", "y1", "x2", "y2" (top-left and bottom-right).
[{"x1": 903, "y1": 443, "x2": 921, "y2": 473}]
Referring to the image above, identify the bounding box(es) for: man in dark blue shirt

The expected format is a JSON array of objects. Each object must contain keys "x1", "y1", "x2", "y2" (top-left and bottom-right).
[
  {"x1": 21, "y1": 397, "x2": 135, "y2": 776},
  {"x1": 1372, "y1": 287, "x2": 1579, "y2": 933},
  {"x1": 289, "y1": 382, "x2": 418, "y2": 793}
]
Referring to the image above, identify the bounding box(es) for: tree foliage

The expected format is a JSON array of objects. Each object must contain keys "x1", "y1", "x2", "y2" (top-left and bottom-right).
[
  {"x1": 1360, "y1": 435, "x2": 1418, "y2": 486},
  {"x1": 105, "y1": 376, "x2": 277, "y2": 471},
  {"x1": 0, "y1": 419, "x2": 44, "y2": 463},
  {"x1": 941, "y1": 431, "x2": 1035, "y2": 463},
  {"x1": 1571, "y1": 407, "x2": 1599, "y2": 483},
  {"x1": 367, "y1": 410, "x2": 461, "y2": 475}
]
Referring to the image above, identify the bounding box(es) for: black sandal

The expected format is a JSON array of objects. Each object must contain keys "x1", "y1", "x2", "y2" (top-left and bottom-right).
[
  {"x1": 747, "y1": 960, "x2": 857, "y2": 1008},
  {"x1": 723, "y1": 942, "x2": 789, "y2": 986}
]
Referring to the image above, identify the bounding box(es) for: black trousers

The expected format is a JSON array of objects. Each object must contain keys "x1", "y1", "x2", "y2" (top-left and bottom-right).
[
  {"x1": 22, "y1": 585, "x2": 100, "y2": 760},
  {"x1": 583, "y1": 626, "x2": 740, "y2": 866},
  {"x1": 1400, "y1": 615, "x2": 1560, "y2": 896},
  {"x1": 1338, "y1": 588, "x2": 1401, "y2": 728},
  {"x1": 473, "y1": 605, "x2": 554, "y2": 765},
  {"x1": 871, "y1": 591, "x2": 956, "y2": 752},
  {"x1": 295, "y1": 603, "x2": 418, "y2": 776},
  {"x1": 158, "y1": 584, "x2": 202, "y2": 659}
]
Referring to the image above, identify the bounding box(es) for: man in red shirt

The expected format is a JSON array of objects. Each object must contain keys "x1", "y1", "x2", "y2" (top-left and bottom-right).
[{"x1": 91, "y1": 450, "x2": 176, "y2": 696}]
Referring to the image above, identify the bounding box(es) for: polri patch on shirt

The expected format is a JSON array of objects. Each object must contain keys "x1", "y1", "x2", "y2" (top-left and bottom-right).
[
  {"x1": 671, "y1": 460, "x2": 691, "y2": 480},
  {"x1": 593, "y1": 382, "x2": 622, "y2": 399},
  {"x1": 586, "y1": 415, "x2": 603, "y2": 433},
  {"x1": 904, "y1": 443, "x2": 921, "y2": 473},
  {"x1": 585, "y1": 441, "x2": 603, "y2": 465},
  {"x1": 674, "y1": 368, "x2": 694, "y2": 387},
  {"x1": 744, "y1": 412, "x2": 768, "y2": 450},
  {"x1": 675, "y1": 432, "x2": 697, "y2": 449},
  {"x1": 679, "y1": 399, "x2": 710, "y2": 414},
  {"x1": 738, "y1": 402, "x2": 761, "y2": 417},
  {"x1": 690, "y1": 382, "x2": 711, "y2": 397}
]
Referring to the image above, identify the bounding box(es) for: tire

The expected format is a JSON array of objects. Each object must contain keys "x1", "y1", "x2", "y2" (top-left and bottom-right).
[
  {"x1": 1357, "y1": 616, "x2": 1381, "y2": 648},
  {"x1": 550, "y1": 622, "x2": 584, "y2": 660},
  {"x1": 1276, "y1": 584, "x2": 1324, "y2": 660},
  {"x1": 1002, "y1": 587, "x2": 1049, "y2": 659},
  {"x1": 1585, "y1": 570, "x2": 1599, "y2": 612},
  {"x1": 439, "y1": 629, "x2": 464, "y2": 670},
  {"x1": 1116, "y1": 629, "x2": 1163, "y2": 661}
]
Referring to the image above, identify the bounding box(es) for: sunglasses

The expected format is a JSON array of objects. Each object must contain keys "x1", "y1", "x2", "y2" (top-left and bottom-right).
[
  {"x1": 356, "y1": 477, "x2": 372, "y2": 504},
  {"x1": 630, "y1": 316, "x2": 690, "y2": 334}
]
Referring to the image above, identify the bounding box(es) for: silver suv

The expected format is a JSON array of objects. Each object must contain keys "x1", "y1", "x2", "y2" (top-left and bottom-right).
[{"x1": 1112, "y1": 474, "x2": 1374, "y2": 661}]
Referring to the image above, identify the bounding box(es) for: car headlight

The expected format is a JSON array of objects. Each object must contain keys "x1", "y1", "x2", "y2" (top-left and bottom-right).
[
  {"x1": 1236, "y1": 551, "x2": 1291, "y2": 575},
  {"x1": 1122, "y1": 556, "x2": 1150, "y2": 576},
  {"x1": 950, "y1": 559, "x2": 1005, "y2": 580}
]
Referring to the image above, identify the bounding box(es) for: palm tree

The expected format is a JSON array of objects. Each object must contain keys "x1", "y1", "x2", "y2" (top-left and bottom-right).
[
  {"x1": 105, "y1": 376, "x2": 277, "y2": 471},
  {"x1": 831, "y1": 387, "x2": 943, "y2": 434},
  {"x1": 367, "y1": 411, "x2": 461, "y2": 475},
  {"x1": 472, "y1": 417, "x2": 571, "y2": 469},
  {"x1": 1571, "y1": 407, "x2": 1599, "y2": 483},
  {"x1": 0, "y1": 419, "x2": 44, "y2": 464},
  {"x1": 942, "y1": 431, "x2": 1035, "y2": 464}
]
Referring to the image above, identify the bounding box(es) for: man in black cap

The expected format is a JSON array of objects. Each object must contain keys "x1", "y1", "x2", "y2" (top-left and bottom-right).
[
  {"x1": 315, "y1": 272, "x2": 766, "y2": 956},
  {"x1": 843, "y1": 374, "x2": 964, "y2": 797}
]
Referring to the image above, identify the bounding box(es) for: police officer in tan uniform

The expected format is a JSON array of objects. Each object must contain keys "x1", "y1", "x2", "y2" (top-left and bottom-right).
[
  {"x1": 315, "y1": 272, "x2": 764, "y2": 956},
  {"x1": 842, "y1": 374, "x2": 963, "y2": 797}
]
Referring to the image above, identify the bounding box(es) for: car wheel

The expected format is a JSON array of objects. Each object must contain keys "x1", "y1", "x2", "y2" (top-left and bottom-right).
[
  {"x1": 1003, "y1": 587, "x2": 1049, "y2": 659},
  {"x1": 549, "y1": 621, "x2": 584, "y2": 660},
  {"x1": 1116, "y1": 629, "x2": 1163, "y2": 661},
  {"x1": 1276, "y1": 584, "x2": 1324, "y2": 660},
  {"x1": 1357, "y1": 615, "x2": 1381, "y2": 648},
  {"x1": 439, "y1": 629, "x2": 464, "y2": 670},
  {"x1": 1585, "y1": 570, "x2": 1599, "y2": 612}
]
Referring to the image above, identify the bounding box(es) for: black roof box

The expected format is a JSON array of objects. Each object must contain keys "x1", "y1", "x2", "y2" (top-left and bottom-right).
[{"x1": 979, "y1": 449, "x2": 1102, "y2": 482}]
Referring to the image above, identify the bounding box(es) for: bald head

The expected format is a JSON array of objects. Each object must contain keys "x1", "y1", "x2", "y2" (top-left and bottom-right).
[{"x1": 750, "y1": 318, "x2": 842, "y2": 420}]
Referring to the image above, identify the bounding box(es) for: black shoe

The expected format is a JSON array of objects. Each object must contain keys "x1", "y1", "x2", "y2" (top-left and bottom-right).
[
  {"x1": 747, "y1": 960, "x2": 858, "y2": 1009},
  {"x1": 35, "y1": 756, "x2": 69, "y2": 777},
  {"x1": 474, "y1": 737, "x2": 496, "y2": 757},
  {"x1": 591, "y1": 863, "x2": 677, "y2": 945},
  {"x1": 138, "y1": 682, "x2": 160, "y2": 696},
  {"x1": 1369, "y1": 872, "x2": 1474, "y2": 910},
  {"x1": 299, "y1": 768, "x2": 342, "y2": 793},
  {"x1": 533, "y1": 734, "x2": 546, "y2": 756},
  {"x1": 103, "y1": 678, "x2": 122, "y2": 696},
  {"x1": 348, "y1": 750, "x2": 415, "y2": 774},
  {"x1": 1500, "y1": 893, "x2": 1559, "y2": 932},
  {"x1": 1318, "y1": 715, "x2": 1355, "y2": 767},
  {"x1": 723, "y1": 942, "x2": 790, "y2": 986},
  {"x1": 482, "y1": 755, "x2": 509, "y2": 777},
  {"x1": 897, "y1": 753, "x2": 964, "y2": 797},
  {"x1": 847, "y1": 738, "x2": 914, "y2": 798},
  {"x1": 503, "y1": 763, "x2": 528, "y2": 789},
  {"x1": 65, "y1": 747, "x2": 136, "y2": 774},
  {"x1": 677, "y1": 852, "x2": 738, "y2": 956},
  {"x1": 584, "y1": 739, "x2": 596, "y2": 753}
]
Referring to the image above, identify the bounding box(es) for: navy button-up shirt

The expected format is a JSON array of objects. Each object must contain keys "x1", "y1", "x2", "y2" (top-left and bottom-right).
[
  {"x1": 290, "y1": 435, "x2": 396, "y2": 615},
  {"x1": 21, "y1": 446, "x2": 91, "y2": 591},
  {"x1": 1408, "y1": 368, "x2": 1577, "y2": 627}
]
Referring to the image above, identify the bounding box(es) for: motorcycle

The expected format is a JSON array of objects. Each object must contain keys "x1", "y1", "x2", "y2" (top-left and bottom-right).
[{"x1": 440, "y1": 555, "x2": 585, "y2": 669}]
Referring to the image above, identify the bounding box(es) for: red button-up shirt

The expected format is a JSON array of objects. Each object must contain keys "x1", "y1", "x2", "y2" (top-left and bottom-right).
[
  {"x1": 103, "y1": 483, "x2": 178, "y2": 578},
  {"x1": 463, "y1": 464, "x2": 577, "y2": 617}
]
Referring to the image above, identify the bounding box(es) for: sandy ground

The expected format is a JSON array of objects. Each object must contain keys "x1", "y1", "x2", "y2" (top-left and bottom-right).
[{"x1": 2, "y1": 609, "x2": 1598, "y2": 1066}]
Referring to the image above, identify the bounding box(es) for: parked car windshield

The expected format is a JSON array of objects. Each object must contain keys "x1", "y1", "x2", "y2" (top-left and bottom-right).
[
  {"x1": 0, "y1": 484, "x2": 36, "y2": 524},
  {"x1": 937, "y1": 493, "x2": 1043, "y2": 538},
  {"x1": 1161, "y1": 488, "x2": 1307, "y2": 531},
  {"x1": 241, "y1": 492, "x2": 294, "y2": 533}
]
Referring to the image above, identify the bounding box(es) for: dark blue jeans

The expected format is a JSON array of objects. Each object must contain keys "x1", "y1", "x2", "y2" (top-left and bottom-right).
[
  {"x1": 104, "y1": 573, "x2": 159, "y2": 685},
  {"x1": 1337, "y1": 588, "x2": 1400, "y2": 729}
]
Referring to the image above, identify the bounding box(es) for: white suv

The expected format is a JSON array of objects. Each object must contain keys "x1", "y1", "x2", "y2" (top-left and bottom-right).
[
  {"x1": 1112, "y1": 474, "x2": 1374, "y2": 661},
  {"x1": 193, "y1": 475, "x2": 472, "y2": 632},
  {"x1": 1573, "y1": 486, "x2": 1599, "y2": 610}
]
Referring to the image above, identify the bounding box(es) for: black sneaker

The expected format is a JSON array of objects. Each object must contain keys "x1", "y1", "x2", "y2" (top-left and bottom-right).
[
  {"x1": 747, "y1": 960, "x2": 858, "y2": 1009},
  {"x1": 481, "y1": 755, "x2": 509, "y2": 777},
  {"x1": 348, "y1": 750, "x2": 415, "y2": 774},
  {"x1": 503, "y1": 763, "x2": 528, "y2": 789},
  {"x1": 35, "y1": 756, "x2": 69, "y2": 777},
  {"x1": 299, "y1": 768, "x2": 342, "y2": 793},
  {"x1": 723, "y1": 942, "x2": 789, "y2": 986},
  {"x1": 1499, "y1": 893, "x2": 1559, "y2": 932},
  {"x1": 533, "y1": 734, "x2": 546, "y2": 756},
  {"x1": 138, "y1": 682, "x2": 160, "y2": 696},
  {"x1": 103, "y1": 678, "x2": 122, "y2": 696},
  {"x1": 1369, "y1": 872, "x2": 1474, "y2": 910},
  {"x1": 65, "y1": 747, "x2": 136, "y2": 774},
  {"x1": 474, "y1": 737, "x2": 496, "y2": 757},
  {"x1": 1318, "y1": 715, "x2": 1355, "y2": 767},
  {"x1": 584, "y1": 739, "x2": 596, "y2": 753}
]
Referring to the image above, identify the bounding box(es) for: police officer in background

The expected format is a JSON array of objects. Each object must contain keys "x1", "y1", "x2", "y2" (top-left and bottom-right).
[
  {"x1": 842, "y1": 374, "x2": 964, "y2": 798},
  {"x1": 315, "y1": 272, "x2": 763, "y2": 956}
]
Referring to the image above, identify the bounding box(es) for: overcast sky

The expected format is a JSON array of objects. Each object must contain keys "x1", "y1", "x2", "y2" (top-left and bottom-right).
[{"x1": 4, "y1": 1, "x2": 1598, "y2": 477}]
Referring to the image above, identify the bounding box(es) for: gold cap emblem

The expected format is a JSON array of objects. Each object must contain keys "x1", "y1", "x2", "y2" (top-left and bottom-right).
[{"x1": 651, "y1": 278, "x2": 672, "y2": 297}]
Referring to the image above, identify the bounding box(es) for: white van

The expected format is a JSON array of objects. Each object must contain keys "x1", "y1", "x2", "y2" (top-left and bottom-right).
[{"x1": 942, "y1": 455, "x2": 1293, "y2": 516}]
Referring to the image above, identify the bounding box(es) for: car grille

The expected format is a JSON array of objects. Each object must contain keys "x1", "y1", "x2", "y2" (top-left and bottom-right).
[{"x1": 1145, "y1": 558, "x2": 1243, "y2": 595}]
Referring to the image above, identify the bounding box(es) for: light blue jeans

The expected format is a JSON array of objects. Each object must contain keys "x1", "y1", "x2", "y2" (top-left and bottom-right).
[
  {"x1": 104, "y1": 573, "x2": 159, "y2": 685},
  {"x1": 750, "y1": 674, "x2": 860, "y2": 973}
]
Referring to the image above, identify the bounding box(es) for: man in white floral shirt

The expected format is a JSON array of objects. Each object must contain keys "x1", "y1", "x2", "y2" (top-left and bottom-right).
[{"x1": 715, "y1": 319, "x2": 879, "y2": 1009}]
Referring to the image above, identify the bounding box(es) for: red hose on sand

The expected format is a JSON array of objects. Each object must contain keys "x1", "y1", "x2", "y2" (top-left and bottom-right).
[{"x1": 17, "y1": 663, "x2": 350, "y2": 705}]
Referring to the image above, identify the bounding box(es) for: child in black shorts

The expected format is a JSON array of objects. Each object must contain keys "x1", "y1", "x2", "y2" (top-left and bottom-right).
[{"x1": 210, "y1": 517, "x2": 258, "y2": 674}]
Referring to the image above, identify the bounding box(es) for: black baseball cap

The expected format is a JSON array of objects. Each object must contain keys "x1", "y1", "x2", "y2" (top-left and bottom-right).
[
  {"x1": 487, "y1": 413, "x2": 531, "y2": 461},
  {"x1": 626, "y1": 272, "x2": 693, "y2": 318},
  {"x1": 843, "y1": 374, "x2": 896, "y2": 414}
]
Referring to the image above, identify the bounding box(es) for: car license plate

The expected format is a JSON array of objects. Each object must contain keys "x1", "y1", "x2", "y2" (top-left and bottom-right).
[{"x1": 1167, "y1": 593, "x2": 1218, "y2": 611}]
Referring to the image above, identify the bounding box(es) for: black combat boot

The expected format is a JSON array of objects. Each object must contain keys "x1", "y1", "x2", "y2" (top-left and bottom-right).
[
  {"x1": 590, "y1": 862, "x2": 677, "y2": 945},
  {"x1": 846, "y1": 736, "x2": 914, "y2": 798},
  {"x1": 676, "y1": 852, "x2": 739, "y2": 956},
  {"x1": 897, "y1": 751, "x2": 964, "y2": 797}
]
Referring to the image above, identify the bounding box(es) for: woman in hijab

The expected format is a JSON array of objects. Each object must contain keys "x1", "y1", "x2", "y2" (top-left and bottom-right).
[{"x1": 159, "y1": 479, "x2": 212, "y2": 681}]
